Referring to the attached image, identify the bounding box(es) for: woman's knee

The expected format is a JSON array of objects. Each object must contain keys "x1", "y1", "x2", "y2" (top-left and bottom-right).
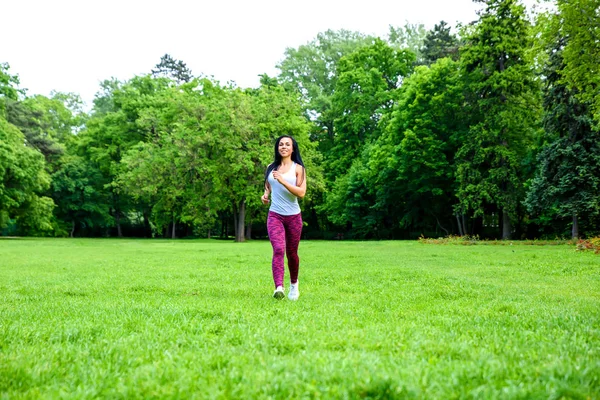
[
  {"x1": 286, "y1": 249, "x2": 298, "y2": 260},
  {"x1": 273, "y1": 246, "x2": 286, "y2": 258}
]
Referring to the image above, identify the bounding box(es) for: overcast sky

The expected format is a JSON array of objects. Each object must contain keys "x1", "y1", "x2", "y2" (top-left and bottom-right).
[{"x1": 4, "y1": 0, "x2": 541, "y2": 108}]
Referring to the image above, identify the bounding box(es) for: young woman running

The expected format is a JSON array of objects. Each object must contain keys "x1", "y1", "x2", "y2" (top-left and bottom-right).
[{"x1": 261, "y1": 136, "x2": 306, "y2": 300}]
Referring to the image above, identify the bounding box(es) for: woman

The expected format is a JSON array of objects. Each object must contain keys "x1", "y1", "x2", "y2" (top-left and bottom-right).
[{"x1": 261, "y1": 136, "x2": 306, "y2": 300}]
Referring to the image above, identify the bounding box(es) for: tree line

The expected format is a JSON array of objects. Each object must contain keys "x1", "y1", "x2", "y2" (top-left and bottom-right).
[{"x1": 1, "y1": 0, "x2": 599, "y2": 241}]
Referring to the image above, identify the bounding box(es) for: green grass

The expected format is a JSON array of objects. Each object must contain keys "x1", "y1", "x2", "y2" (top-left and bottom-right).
[{"x1": 1, "y1": 238, "x2": 599, "y2": 399}]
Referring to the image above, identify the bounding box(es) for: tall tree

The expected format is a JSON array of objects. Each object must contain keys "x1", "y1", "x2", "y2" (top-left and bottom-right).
[
  {"x1": 119, "y1": 79, "x2": 317, "y2": 242},
  {"x1": 0, "y1": 63, "x2": 54, "y2": 235},
  {"x1": 324, "y1": 58, "x2": 467, "y2": 238},
  {"x1": 0, "y1": 62, "x2": 23, "y2": 108},
  {"x1": 456, "y1": 0, "x2": 541, "y2": 239},
  {"x1": 421, "y1": 21, "x2": 460, "y2": 65},
  {"x1": 329, "y1": 38, "x2": 414, "y2": 180},
  {"x1": 0, "y1": 119, "x2": 54, "y2": 234},
  {"x1": 5, "y1": 94, "x2": 82, "y2": 168},
  {"x1": 51, "y1": 155, "x2": 112, "y2": 237},
  {"x1": 557, "y1": 0, "x2": 600, "y2": 127},
  {"x1": 525, "y1": 38, "x2": 600, "y2": 239},
  {"x1": 387, "y1": 22, "x2": 428, "y2": 63},
  {"x1": 381, "y1": 57, "x2": 467, "y2": 235},
  {"x1": 151, "y1": 54, "x2": 194, "y2": 84},
  {"x1": 277, "y1": 30, "x2": 376, "y2": 145},
  {"x1": 79, "y1": 75, "x2": 172, "y2": 236}
]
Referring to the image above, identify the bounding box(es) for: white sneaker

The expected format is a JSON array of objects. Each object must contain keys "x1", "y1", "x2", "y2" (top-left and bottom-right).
[
  {"x1": 273, "y1": 286, "x2": 285, "y2": 299},
  {"x1": 288, "y1": 282, "x2": 299, "y2": 301}
]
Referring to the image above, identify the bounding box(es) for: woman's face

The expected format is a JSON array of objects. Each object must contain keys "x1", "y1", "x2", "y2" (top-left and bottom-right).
[{"x1": 278, "y1": 137, "x2": 293, "y2": 158}]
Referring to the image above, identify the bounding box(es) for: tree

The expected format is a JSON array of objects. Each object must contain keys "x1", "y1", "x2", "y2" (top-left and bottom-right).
[
  {"x1": 421, "y1": 21, "x2": 460, "y2": 65},
  {"x1": 277, "y1": 30, "x2": 376, "y2": 145},
  {"x1": 119, "y1": 78, "x2": 318, "y2": 242},
  {"x1": 0, "y1": 118, "x2": 54, "y2": 234},
  {"x1": 5, "y1": 93, "x2": 83, "y2": 168},
  {"x1": 557, "y1": 0, "x2": 600, "y2": 127},
  {"x1": 329, "y1": 39, "x2": 414, "y2": 180},
  {"x1": 456, "y1": 0, "x2": 541, "y2": 239},
  {"x1": 0, "y1": 62, "x2": 23, "y2": 104},
  {"x1": 525, "y1": 38, "x2": 600, "y2": 239},
  {"x1": 324, "y1": 58, "x2": 467, "y2": 238},
  {"x1": 79, "y1": 75, "x2": 173, "y2": 236},
  {"x1": 119, "y1": 79, "x2": 219, "y2": 239},
  {"x1": 51, "y1": 155, "x2": 112, "y2": 237},
  {"x1": 382, "y1": 58, "x2": 467, "y2": 235},
  {"x1": 387, "y1": 22, "x2": 427, "y2": 63},
  {"x1": 0, "y1": 63, "x2": 55, "y2": 235},
  {"x1": 151, "y1": 54, "x2": 193, "y2": 84}
]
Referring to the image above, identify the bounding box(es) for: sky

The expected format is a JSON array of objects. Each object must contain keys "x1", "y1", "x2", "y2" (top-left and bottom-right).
[{"x1": 3, "y1": 0, "x2": 541, "y2": 108}]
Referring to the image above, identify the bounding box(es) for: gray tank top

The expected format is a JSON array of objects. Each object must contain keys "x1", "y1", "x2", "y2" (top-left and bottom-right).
[{"x1": 268, "y1": 162, "x2": 301, "y2": 216}]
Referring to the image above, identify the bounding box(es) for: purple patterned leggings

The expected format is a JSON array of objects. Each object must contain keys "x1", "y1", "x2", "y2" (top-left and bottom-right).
[{"x1": 267, "y1": 211, "x2": 303, "y2": 288}]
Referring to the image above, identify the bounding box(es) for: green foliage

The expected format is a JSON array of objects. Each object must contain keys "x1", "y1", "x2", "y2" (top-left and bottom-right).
[
  {"x1": 151, "y1": 53, "x2": 194, "y2": 84},
  {"x1": 0, "y1": 119, "x2": 54, "y2": 233},
  {"x1": 557, "y1": 0, "x2": 600, "y2": 127},
  {"x1": 387, "y1": 22, "x2": 427, "y2": 62},
  {"x1": 4, "y1": 93, "x2": 83, "y2": 168},
  {"x1": 0, "y1": 62, "x2": 23, "y2": 103},
  {"x1": 456, "y1": 0, "x2": 542, "y2": 238},
  {"x1": 5, "y1": 99, "x2": 64, "y2": 165},
  {"x1": 51, "y1": 155, "x2": 112, "y2": 237},
  {"x1": 382, "y1": 58, "x2": 467, "y2": 230},
  {"x1": 527, "y1": 136, "x2": 600, "y2": 215},
  {"x1": 525, "y1": 36, "x2": 600, "y2": 238},
  {"x1": 1, "y1": 239, "x2": 599, "y2": 397},
  {"x1": 3, "y1": 10, "x2": 599, "y2": 240},
  {"x1": 325, "y1": 58, "x2": 467, "y2": 237},
  {"x1": 421, "y1": 21, "x2": 460, "y2": 65},
  {"x1": 277, "y1": 29, "x2": 376, "y2": 144},
  {"x1": 117, "y1": 78, "x2": 319, "y2": 240},
  {"x1": 329, "y1": 39, "x2": 414, "y2": 179},
  {"x1": 77, "y1": 75, "x2": 175, "y2": 236}
]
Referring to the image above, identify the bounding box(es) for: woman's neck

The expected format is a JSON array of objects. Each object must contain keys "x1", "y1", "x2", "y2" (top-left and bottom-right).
[{"x1": 280, "y1": 156, "x2": 293, "y2": 166}]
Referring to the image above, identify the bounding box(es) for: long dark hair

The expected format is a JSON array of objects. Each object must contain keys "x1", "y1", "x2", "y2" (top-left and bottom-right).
[{"x1": 264, "y1": 135, "x2": 306, "y2": 189}]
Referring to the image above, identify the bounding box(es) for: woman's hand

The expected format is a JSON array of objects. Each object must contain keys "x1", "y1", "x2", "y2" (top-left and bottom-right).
[
  {"x1": 273, "y1": 170, "x2": 286, "y2": 183},
  {"x1": 261, "y1": 192, "x2": 270, "y2": 205}
]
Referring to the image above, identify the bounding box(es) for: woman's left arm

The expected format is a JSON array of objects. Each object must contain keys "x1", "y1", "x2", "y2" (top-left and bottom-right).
[{"x1": 276, "y1": 165, "x2": 306, "y2": 198}]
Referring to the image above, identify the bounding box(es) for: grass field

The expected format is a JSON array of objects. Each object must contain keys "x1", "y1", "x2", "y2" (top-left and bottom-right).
[{"x1": 1, "y1": 238, "x2": 599, "y2": 399}]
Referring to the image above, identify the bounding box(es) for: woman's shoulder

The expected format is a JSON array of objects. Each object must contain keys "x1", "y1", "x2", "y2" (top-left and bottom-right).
[{"x1": 295, "y1": 163, "x2": 305, "y2": 174}]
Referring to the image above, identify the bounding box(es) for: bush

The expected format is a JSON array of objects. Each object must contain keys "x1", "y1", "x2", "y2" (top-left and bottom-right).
[
  {"x1": 418, "y1": 234, "x2": 480, "y2": 245},
  {"x1": 576, "y1": 237, "x2": 600, "y2": 254}
]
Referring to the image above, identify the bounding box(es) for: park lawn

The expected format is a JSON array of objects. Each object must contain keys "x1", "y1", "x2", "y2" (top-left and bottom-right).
[{"x1": 0, "y1": 238, "x2": 598, "y2": 399}]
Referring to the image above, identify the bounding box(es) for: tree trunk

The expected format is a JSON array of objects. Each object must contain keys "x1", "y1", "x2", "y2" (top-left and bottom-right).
[
  {"x1": 572, "y1": 213, "x2": 579, "y2": 239},
  {"x1": 143, "y1": 211, "x2": 151, "y2": 238},
  {"x1": 502, "y1": 210, "x2": 512, "y2": 240},
  {"x1": 116, "y1": 213, "x2": 123, "y2": 238},
  {"x1": 221, "y1": 214, "x2": 227, "y2": 239},
  {"x1": 434, "y1": 214, "x2": 449, "y2": 236},
  {"x1": 232, "y1": 204, "x2": 238, "y2": 240},
  {"x1": 326, "y1": 121, "x2": 334, "y2": 141},
  {"x1": 245, "y1": 221, "x2": 252, "y2": 240},
  {"x1": 70, "y1": 221, "x2": 75, "y2": 238},
  {"x1": 171, "y1": 215, "x2": 176, "y2": 239},
  {"x1": 456, "y1": 214, "x2": 463, "y2": 236},
  {"x1": 235, "y1": 199, "x2": 246, "y2": 242}
]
